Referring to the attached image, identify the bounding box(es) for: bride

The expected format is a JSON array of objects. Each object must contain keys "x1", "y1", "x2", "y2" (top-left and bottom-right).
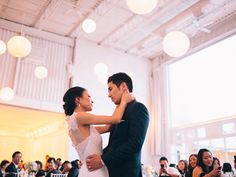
[{"x1": 63, "y1": 86, "x2": 133, "y2": 177}]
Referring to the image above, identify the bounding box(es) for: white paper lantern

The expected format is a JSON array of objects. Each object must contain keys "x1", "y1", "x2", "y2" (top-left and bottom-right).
[
  {"x1": 126, "y1": 0, "x2": 158, "y2": 15},
  {"x1": 34, "y1": 66, "x2": 48, "y2": 79},
  {"x1": 94, "y1": 63, "x2": 108, "y2": 75},
  {"x1": 7, "y1": 35, "x2": 32, "y2": 58},
  {"x1": 163, "y1": 31, "x2": 190, "y2": 57},
  {"x1": 0, "y1": 40, "x2": 6, "y2": 55},
  {"x1": 82, "y1": 18, "x2": 96, "y2": 33},
  {"x1": 0, "y1": 87, "x2": 14, "y2": 101},
  {"x1": 94, "y1": 63, "x2": 109, "y2": 85}
]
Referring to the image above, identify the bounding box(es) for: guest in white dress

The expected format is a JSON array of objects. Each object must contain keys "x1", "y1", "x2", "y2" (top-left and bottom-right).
[{"x1": 63, "y1": 86, "x2": 133, "y2": 177}]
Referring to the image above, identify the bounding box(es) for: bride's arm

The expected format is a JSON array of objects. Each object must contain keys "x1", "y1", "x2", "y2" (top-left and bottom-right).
[
  {"x1": 76, "y1": 100, "x2": 127, "y2": 125},
  {"x1": 95, "y1": 125, "x2": 111, "y2": 134},
  {"x1": 76, "y1": 91, "x2": 133, "y2": 125}
]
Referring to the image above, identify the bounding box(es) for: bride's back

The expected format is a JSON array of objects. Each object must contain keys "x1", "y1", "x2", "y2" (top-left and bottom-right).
[{"x1": 67, "y1": 112, "x2": 103, "y2": 160}]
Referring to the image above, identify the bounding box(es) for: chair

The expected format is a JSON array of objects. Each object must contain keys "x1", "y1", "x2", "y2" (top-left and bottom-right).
[
  {"x1": 5, "y1": 172, "x2": 20, "y2": 177},
  {"x1": 50, "y1": 174, "x2": 67, "y2": 177}
]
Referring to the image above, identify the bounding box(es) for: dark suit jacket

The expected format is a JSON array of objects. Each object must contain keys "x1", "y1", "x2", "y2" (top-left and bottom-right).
[
  {"x1": 0, "y1": 170, "x2": 3, "y2": 177},
  {"x1": 35, "y1": 169, "x2": 45, "y2": 177},
  {"x1": 5, "y1": 163, "x2": 18, "y2": 177},
  {"x1": 102, "y1": 100, "x2": 149, "y2": 177},
  {"x1": 67, "y1": 167, "x2": 79, "y2": 177}
]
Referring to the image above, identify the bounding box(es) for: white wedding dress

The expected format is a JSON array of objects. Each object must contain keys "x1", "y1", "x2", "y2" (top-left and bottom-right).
[{"x1": 67, "y1": 112, "x2": 109, "y2": 177}]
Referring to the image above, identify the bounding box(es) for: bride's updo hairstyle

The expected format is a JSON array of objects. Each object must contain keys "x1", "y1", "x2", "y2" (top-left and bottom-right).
[{"x1": 63, "y1": 86, "x2": 86, "y2": 116}]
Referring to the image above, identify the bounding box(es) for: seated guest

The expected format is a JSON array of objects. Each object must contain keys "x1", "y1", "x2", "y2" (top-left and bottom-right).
[
  {"x1": 17, "y1": 160, "x2": 24, "y2": 173},
  {"x1": 212, "y1": 157, "x2": 221, "y2": 170},
  {"x1": 45, "y1": 158, "x2": 60, "y2": 177},
  {"x1": 0, "y1": 160, "x2": 10, "y2": 177},
  {"x1": 35, "y1": 161, "x2": 45, "y2": 177},
  {"x1": 44, "y1": 155, "x2": 50, "y2": 172},
  {"x1": 221, "y1": 163, "x2": 234, "y2": 177},
  {"x1": 159, "y1": 156, "x2": 180, "y2": 177},
  {"x1": 67, "y1": 160, "x2": 79, "y2": 177},
  {"x1": 56, "y1": 159, "x2": 62, "y2": 171},
  {"x1": 5, "y1": 151, "x2": 22, "y2": 177},
  {"x1": 177, "y1": 160, "x2": 188, "y2": 177},
  {"x1": 186, "y1": 154, "x2": 198, "y2": 177},
  {"x1": 60, "y1": 161, "x2": 70, "y2": 174},
  {"x1": 71, "y1": 160, "x2": 82, "y2": 169},
  {"x1": 193, "y1": 148, "x2": 221, "y2": 177}
]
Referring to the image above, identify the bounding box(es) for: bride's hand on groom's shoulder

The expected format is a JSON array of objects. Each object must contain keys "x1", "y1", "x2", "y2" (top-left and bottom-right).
[{"x1": 86, "y1": 154, "x2": 104, "y2": 171}]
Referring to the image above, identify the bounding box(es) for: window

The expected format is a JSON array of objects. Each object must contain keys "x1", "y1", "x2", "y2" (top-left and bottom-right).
[
  {"x1": 222, "y1": 123, "x2": 235, "y2": 135},
  {"x1": 198, "y1": 140, "x2": 210, "y2": 147},
  {"x1": 225, "y1": 137, "x2": 236, "y2": 149},
  {"x1": 197, "y1": 127, "x2": 206, "y2": 138},
  {"x1": 167, "y1": 34, "x2": 236, "y2": 162},
  {"x1": 211, "y1": 138, "x2": 224, "y2": 149},
  {"x1": 168, "y1": 34, "x2": 236, "y2": 128},
  {"x1": 176, "y1": 131, "x2": 184, "y2": 141}
]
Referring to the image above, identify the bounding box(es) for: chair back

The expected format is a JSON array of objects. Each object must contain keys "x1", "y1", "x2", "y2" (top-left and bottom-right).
[
  {"x1": 5, "y1": 172, "x2": 20, "y2": 177},
  {"x1": 50, "y1": 174, "x2": 67, "y2": 177}
]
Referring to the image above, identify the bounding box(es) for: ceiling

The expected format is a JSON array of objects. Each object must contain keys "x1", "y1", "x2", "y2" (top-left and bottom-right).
[
  {"x1": 0, "y1": 0, "x2": 236, "y2": 59},
  {"x1": 0, "y1": 104, "x2": 66, "y2": 137}
]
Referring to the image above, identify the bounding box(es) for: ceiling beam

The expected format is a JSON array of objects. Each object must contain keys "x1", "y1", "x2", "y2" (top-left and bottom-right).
[
  {"x1": 66, "y1": 0, "x2": 123, "y2": 37},
  {"x1": 0, "y1": 0, "x2": 10, "y2": 18},
  {"x1": 97, "y1": 14, "x2": 136, "y2": 45},
  {"x1": 100, "y1": 0, "x2": 179, "y2": 46},
  {"x1": 33, "y1": 0, "x2": 64, "y2": 29},
  {"x1": 126, "y1": 0, "x2": 210, "y2": 53},
  {"x1": 31, "y1": 0, "x2": 51, "y2": 27},
  {"x1": 66, "y1": 0, "x2": 106, "y2": 36},
  {"x1": 151, "y1": 12, "x2": 236, "y2": 61},
  {"x1": 0, "y1": 18, "x2": 74, "y2": 46}
]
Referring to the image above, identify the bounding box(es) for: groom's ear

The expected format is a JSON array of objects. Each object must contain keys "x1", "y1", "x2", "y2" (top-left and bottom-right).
[{"x1": 120, "y1": 82, "x2": 128, "y2": 92}]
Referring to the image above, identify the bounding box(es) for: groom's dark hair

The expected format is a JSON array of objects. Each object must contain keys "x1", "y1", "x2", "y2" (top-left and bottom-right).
[{"x1": 108, "y1": 72, "x2": 133, "y2": 92}]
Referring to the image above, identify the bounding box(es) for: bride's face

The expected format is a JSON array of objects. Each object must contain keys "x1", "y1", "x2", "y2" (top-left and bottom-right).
[{"x1": 79, "y1": 90, "x2": 93, "y2": 111}]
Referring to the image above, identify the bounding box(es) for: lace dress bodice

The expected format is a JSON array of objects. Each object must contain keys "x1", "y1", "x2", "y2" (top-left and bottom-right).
[{"x1": 67, "y1": 112, "x2": 109, "y2": 177}]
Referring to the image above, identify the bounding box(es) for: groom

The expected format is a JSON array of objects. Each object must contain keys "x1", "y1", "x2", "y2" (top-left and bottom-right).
[{"x1": 86, "y1": 72, "x2": 149, "y2": 177}]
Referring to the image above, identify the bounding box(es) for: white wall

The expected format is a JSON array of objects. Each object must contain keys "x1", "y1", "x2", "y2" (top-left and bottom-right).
[
  {"x1": 0, "y1": 21, "x2": 73, "y2": 112},
  {"x1": 73, "y1": 39, "x2": 151, "y2": 113},
  {"x1": 0, "y1": 128, "x2": 68, "y2": 163},
  {"x1": 70, "y1": 39, "x2": 153, "y2": 164}
]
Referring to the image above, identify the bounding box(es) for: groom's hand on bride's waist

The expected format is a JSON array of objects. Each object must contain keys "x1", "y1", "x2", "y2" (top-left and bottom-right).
[{"x1": 86, "y1": 154, "x2": 104, "y2": 171}]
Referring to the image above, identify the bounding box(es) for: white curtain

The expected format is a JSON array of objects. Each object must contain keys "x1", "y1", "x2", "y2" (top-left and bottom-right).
[{"x1": 149, "y1": 58, "x2": 169, "y2": 156}]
